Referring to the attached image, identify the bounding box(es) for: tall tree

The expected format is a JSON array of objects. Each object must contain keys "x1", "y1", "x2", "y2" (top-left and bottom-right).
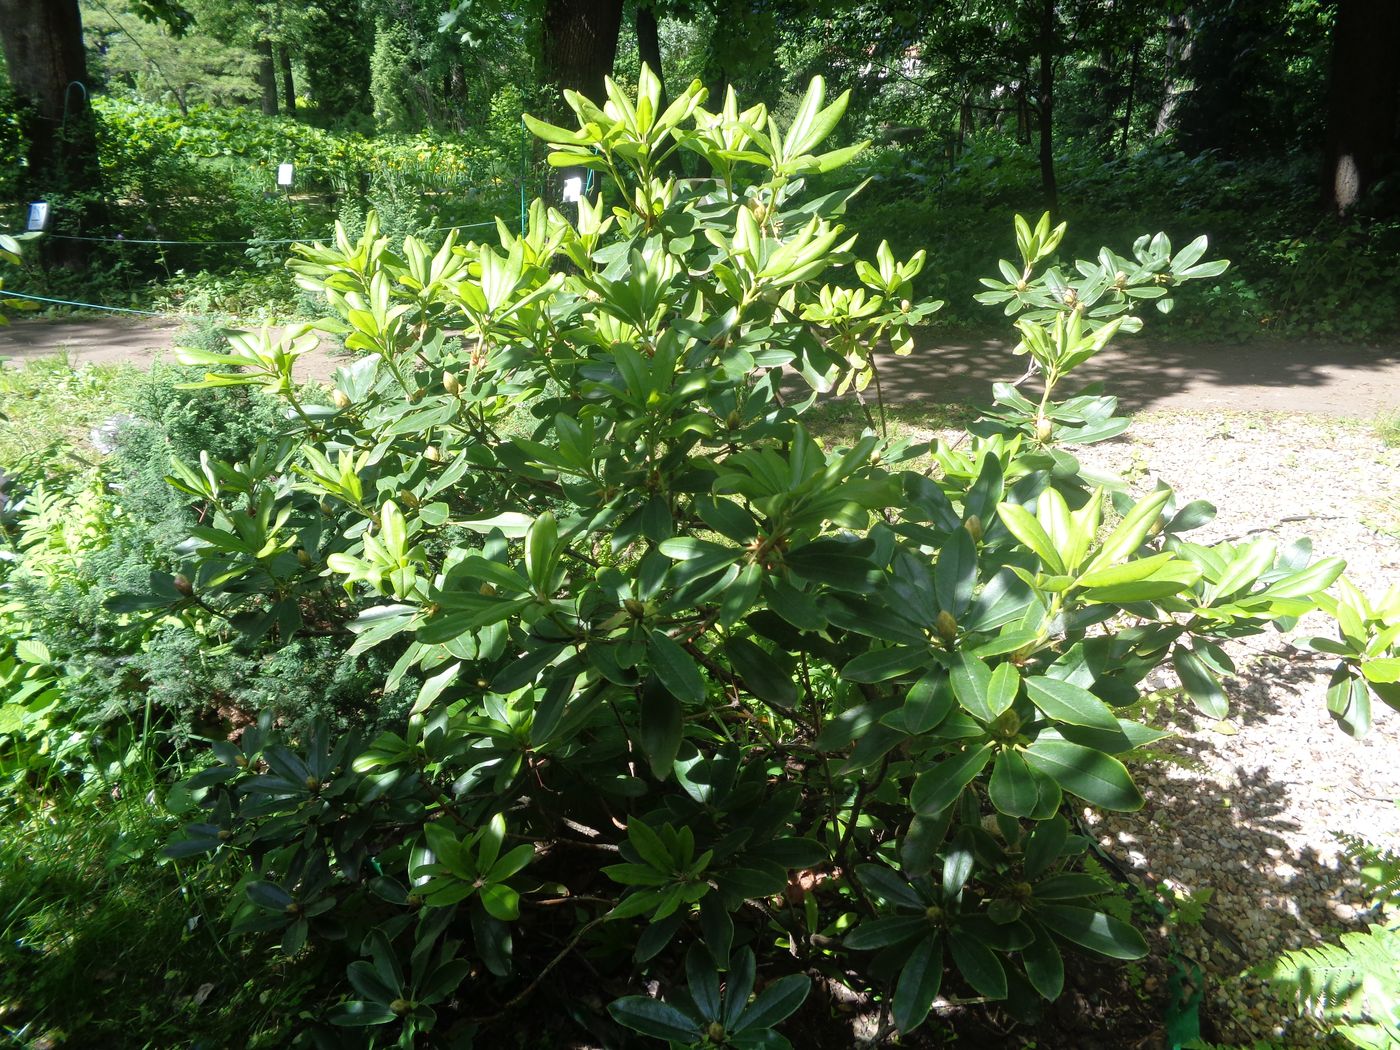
[
  {"x1": 1035, "y1": 0, "x2": 1057, "y2": 212},
  {"x1": 0, "y1": 0, "x2": 107, "y2": 252},
  {"x1": 1324, "y1": 0, "x2": 1400, "y2": 215},
  {"x1": 635, "y1": 1, "x2": 666, "y2": 104},
  {"x1": 541, "y1": 0, "x2": 625, "y2": 109}
]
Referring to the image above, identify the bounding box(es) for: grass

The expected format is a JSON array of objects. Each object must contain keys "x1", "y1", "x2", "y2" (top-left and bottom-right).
[
  {"x1": 804, "y1": 394, "x2": 977, "y2": 458},
  {"x1": 1377, "y1": 411, "x2": 1400, "y2": 449},
  {"x1": 0, "y1": 355, "x2": 147, "y2": 466},
  {"x1": 0, "y1": 783, "x2": 312, "y2": 1049}
]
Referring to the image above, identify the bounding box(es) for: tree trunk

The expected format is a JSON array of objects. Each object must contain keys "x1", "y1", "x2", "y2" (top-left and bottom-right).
[
  {"x1": 1120, "y1": 42, "x2": 1140, "y2": 156},
  {"x1": 541, "y1": 0, "x2": 624, "y2": 206},
  {"x1": 541, "y1": 0, "x2": 625, "y2": 110},
  {"x1": 1037, "y1": 0, "x2": 1057, "y2": 215},
  {"x1": 635, "y1": 2, "x2": 666, "y2": 104},
  {"x1": 0, "y1": 0, "x2": 105, "y2": 255},
  {"x1": 257, "y1": 36, "x2": 279, "y2": 115},
  {"x1": 1324, "y1": 0, "x2": 1400, "y2": 215},
  {"x1": 278, "y1": 44, "x2": 296, "y2": 116},
  {"x1": 1155, "y1": 12, "x2": 1191, "y2": 136}
]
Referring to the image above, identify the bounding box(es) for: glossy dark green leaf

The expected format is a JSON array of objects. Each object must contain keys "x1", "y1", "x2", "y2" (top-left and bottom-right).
[
  {"x1": 639, "y1": 678, "x2": 685, "y2": 780},
  {"x1": 1035, "y1": 905, "x2": 1147, "y2": 960},
  {"x1": 726, "y1": 637, "x2": 798, "y2": 709},
  {"x1": 1022, "y1": 923, "x2": 1065, "y2": 1000},
  {"x1": 608, "y1": 996, "x2": 701, "y2": 1041},
  {"x1": 734, "y1": 973, "x2": 810, "y2": 1032},
  {"x1": 327, "y1": 1001, "x2": 397, "y2": 1027},
  {"x1": 844, "y1": 915, "x2": 932, "y2": 950},
  {"x1": 935, "y1": 527, "x2": 977, "y2": 618},
  {"x1": 841, "y1": 645, "x2": 929, "y2": 683},
  {"x1": 901, "y1": 670, "x2": 955, "y2": 735},
  {"x1": 1024, "y1": 676, "x2": 1120, "y2": 732},
  {"x1": 949, "y1": 652, "x2": 996, "y2": 722},
  {"x1": 1033, "y1": 873, "x2": 1107, "y2": 900},
  {"x1": 1023, "y1": 814, "x2": 1069, "y2": 881},
  {"x1": 948, "y1": 929, "x2": 1008, "y2": 999},
  {"x1": 989, "y1": 749, "x2": 1060, "y2": 819},
  {"x1": 699, "y1": 894, "x2": 734, "y2": 968},
  {"x1": 893, "y1": 934, "x2": 943, "y2": 1033},
  {"x1": 1024, "y1": 739, "x2": 1143, "y2": 812},
  {"x1": 1173, "y1": 644, "x2": 1228, "y2": 719},
  {"x1": 648, "y1": 630, "x2": 705, "y2": 705},
  {"x1": 910, "y1": 744, "x2": 994, "y2": 816},
  {"x1": 686, "y1": 943, "x2": 722, "y2": 1021}
]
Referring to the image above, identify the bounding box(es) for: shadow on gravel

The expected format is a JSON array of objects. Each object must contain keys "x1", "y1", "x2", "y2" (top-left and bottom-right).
[
  {"x1": 872, "y1": 337, "x2": 1400, "y2": 417},
  {"x1": 1098, "y1": 652, "x2": 1381, "y2": 1046}
]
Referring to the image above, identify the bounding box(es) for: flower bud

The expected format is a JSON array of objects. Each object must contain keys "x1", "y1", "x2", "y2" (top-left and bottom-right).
[
  {"x1": 331, "y1": 390, "x2": 351, "y2": 410},
  {"x1": 624, "y1": 598, "x2": 646, "y2": 619},
  {"x1": 963, "y1": 514, "x2": 983, "y2": 543},
  {"x1": 443, "y1": 371, "x2": 461, "y2": 395},
  {"x1": 1035, "y1": 415, "x2": 1053, "y2": 442},
  {"x1": 173, "y1": 573, "x2": 193, "y2": 597},
  {"x1": 296, "y1": 549, "x2": 312, "y2": 567},
  {"x1": 992, "y1": 709, "x2": 1022, "y2": 740},
  {"x1": 424, "y1": 445, "x2": 442, "y2": 463},
  {"x1": 935, "y1": 610, "x2": 958, "y2": 642}
]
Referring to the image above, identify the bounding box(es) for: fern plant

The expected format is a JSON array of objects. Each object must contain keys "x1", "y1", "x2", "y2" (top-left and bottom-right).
[{"x1": 1261, "y1": 832, "x2": 1400, "y2": 1050}]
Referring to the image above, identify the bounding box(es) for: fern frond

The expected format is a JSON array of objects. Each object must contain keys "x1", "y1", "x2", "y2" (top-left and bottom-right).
[
  {"x1": 1263, "y1": 923, "x2": 1400, "y2": 1045},
  {"x1": 1339, "y1": 833, "x2": 1400, "y2": 910}
]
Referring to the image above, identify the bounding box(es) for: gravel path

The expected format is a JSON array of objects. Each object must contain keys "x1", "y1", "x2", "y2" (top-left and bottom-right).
[
  {"x1": 1073, "y1": 413, "x2": 1400, "y2": 1046},
  {"x1": 4, "y1": 319, "x2": 1400, "y2": 416}
]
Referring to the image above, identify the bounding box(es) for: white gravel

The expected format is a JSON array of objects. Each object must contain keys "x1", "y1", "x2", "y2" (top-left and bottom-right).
[{"x1": 1073, "y1": 411, "x2": 1400, "y2": 1046}]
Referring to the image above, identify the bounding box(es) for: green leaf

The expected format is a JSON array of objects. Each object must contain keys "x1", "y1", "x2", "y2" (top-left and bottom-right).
[
  {"x1": 327, "y1": 1001, "x2": 398, "y2": 1027},
  {"x1": 1024, "y1": 677, "x2": 1120, "y2": 732},
  {"x1": 1035, "y1": 905, "x2": 1147, "y2": 960},
  {"x1": 607, "y1": 997, "x2": 701, "y2": 1041},
  {"x1": 948, "y1": 929, "x2": 1008, "y2": 998},
  {"x1": 1083, "y1": 487, "x2": 1172, "y2": 574},
  {"x1": 1022, "y1": 924, "x2": 1065, "y2": 1000},
  {"x1": 1023, "y1": 816, "x2": 1069, "y2": 880},
  {"x1": 936, "y1": 528, "x2": 978, "y2": 618},
  {"x1": 841, "y1": 645, "x2": 929, "y2": 683},
  {"x1": 997, "y1": 502, "x2": 1065, "y2": 574},
  {"x1": 910, "y1": 744, "x2": 994, "y2": 816},
  {"x1": 479, "y1": 882, "x2": 521, "y2": 921},
  {"x1": 734, "y1": 973, "x2": 810, "y2": 1032},
  {"x1": 893, "y1": 934, "x2": 944, "y2": 1033},
  {"x1": 1023, "y1": 738, "x2": 1143, "y2": 811},
  {"x1": 901, "y1": 670, "x2": 955, "y2": 735},
  {"x1": 989, "y1": 750, "x2": 1060, "y2": 819},
  {"x1": 648, "y1": 630, "x2": 706, "y2": 704},
  {"x1": 726, "y1": 637, "x2": 798, "y2": 709},
  {"x1": 986, "y1": 661, "x2": 1021, "y2": 717},
  {"x1": 1172, "y1": 644, "x2": 1228, "y2": 718},
  {"x1": 845, "y1": 915, "x2": 933, "y2": 950},
  {"x1": 949, "y1": 652, "x2": 996, "y2": 722},
  {"x1": 640, "y1": 679, "x2": 685, "y2": 780}
]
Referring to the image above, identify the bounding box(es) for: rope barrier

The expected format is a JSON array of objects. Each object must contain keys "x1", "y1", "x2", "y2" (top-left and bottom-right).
[
  {"x1": 1, "y1": 289, "x2": 172, "y2": 316},
  {"x1": 38, "y1": 219, "x2": 503, "y2": 248}
]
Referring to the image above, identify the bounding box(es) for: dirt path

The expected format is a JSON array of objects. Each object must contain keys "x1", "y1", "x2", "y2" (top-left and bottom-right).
[{"x1": 2, "y1": 317, "x2": 1399, "y2": 417}]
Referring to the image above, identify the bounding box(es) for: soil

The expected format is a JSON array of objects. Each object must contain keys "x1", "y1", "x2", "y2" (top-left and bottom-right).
[{"x1": 3, "y1": 318, "x2": 1400, "y2": 416}]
